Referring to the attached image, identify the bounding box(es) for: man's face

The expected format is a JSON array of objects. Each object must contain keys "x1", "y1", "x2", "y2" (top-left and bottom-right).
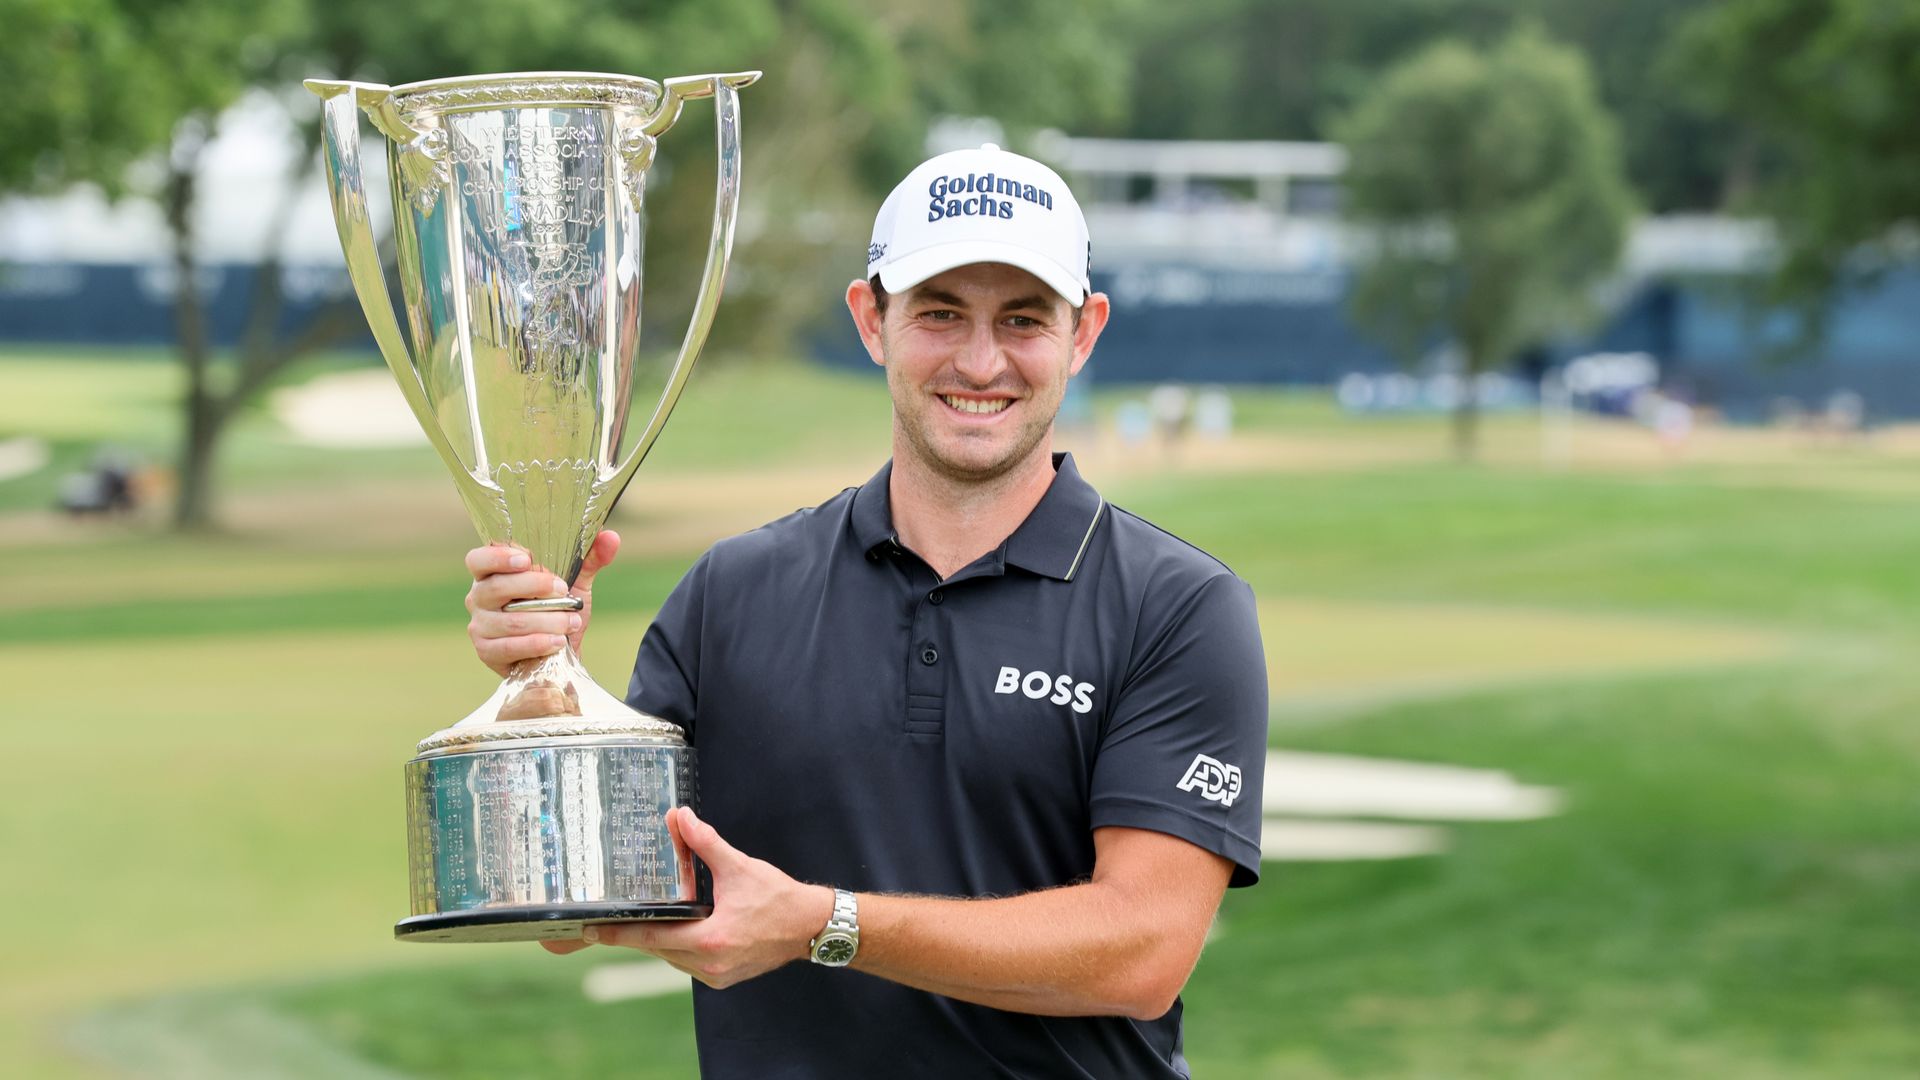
[{"x1": 849, "y1": 263, "x2": 1109, "y2": 484}]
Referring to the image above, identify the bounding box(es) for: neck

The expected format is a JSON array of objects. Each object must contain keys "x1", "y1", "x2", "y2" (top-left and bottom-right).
[{"x1": 889, "y1": 438, "x2": 1058, "y2": 580}]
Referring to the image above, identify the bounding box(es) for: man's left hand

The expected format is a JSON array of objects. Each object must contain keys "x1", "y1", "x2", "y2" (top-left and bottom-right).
[{"x1": 542, "y1": 807, "x2": 834, "y2": 989}]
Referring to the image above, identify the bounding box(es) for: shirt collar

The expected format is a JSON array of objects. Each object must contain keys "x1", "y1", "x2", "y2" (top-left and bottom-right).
[
  {"x1": 849, "y1": 452, "x2": 1107, "y2": 582},
  {"x1": 850, "y1": 459, "x2": 899, "y2": 555}
]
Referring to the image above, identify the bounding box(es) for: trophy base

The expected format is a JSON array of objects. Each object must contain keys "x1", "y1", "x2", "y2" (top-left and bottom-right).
[
  {"x1": 396, "y1": 900, "x2": 715, "y2": 943},
  {"x1": 403, "y1": 700, "x2": 708, "y2": 942}
]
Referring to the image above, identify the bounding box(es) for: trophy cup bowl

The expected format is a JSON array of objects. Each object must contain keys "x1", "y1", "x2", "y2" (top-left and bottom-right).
[{"x1": 308, "y1": 69, "x2": 758, "y2": 942}]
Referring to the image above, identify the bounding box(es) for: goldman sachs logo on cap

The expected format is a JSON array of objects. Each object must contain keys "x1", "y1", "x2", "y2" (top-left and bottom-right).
[{"x1": 928, "y1": 172, "x2": 1054, "y2": 222}]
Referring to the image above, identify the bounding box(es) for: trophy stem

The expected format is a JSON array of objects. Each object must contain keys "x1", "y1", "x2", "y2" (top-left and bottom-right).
[
  {"x1": 418, "y1": 641, "x2": 686, "y2": 756},
  {"x1": 498, "y1": 647, "x2": 591, "y2": 722}
]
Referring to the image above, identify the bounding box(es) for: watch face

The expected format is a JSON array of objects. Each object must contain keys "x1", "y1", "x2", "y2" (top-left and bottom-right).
[{"x1": 815, "y1": 934, "x2": 856, "y2": 967}]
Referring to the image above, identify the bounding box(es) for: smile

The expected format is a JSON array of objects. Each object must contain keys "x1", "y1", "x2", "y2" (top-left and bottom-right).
[{"x1": 940, "y1": 394, "x2": 1012, "y2": 415}]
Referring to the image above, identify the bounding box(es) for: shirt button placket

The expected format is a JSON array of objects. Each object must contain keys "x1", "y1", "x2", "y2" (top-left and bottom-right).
[{"x1": 904, "y1": 582, "x2": 945, "y2": 737}]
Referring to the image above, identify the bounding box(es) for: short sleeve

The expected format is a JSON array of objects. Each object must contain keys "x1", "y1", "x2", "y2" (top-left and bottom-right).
[
  {"x1": 625, "y1": 551, "x2": 709, "y2": 741},
  {"x1": 1089, "y1": 573, "x2": 1268, "y2": 886}
]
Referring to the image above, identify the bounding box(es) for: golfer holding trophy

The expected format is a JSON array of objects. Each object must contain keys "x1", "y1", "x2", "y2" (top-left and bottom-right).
[
  {"x1": 309, "y1": 69, "x2": 759, "y2": 942},
  {"x1": 313, "y1": 58, "x2": 1269, "y2": 1075}
]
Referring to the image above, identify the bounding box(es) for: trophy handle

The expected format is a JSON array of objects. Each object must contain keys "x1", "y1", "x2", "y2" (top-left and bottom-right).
[
  {"x1": 306, "y1": 78, "x2": 509, "y2": 534},
  {"x1": 602, "y1": 71, "x2": 761, "y2": 498}
]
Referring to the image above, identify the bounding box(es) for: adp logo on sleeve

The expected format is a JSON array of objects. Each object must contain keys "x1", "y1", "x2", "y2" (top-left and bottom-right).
[{"x1": 1177, "y1": 753, "x2": 1243, "y2": 808}]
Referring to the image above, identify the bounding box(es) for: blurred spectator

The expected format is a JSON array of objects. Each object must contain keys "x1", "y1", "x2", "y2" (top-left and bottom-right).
[
  {"x1": 1768, "y1": 392, "x2": 1867, "y2": 446},
  {"x1": 1058, "y1": 371, "x2": 1096, "y2": 432},
  {"x1": 1149, "y1": 383, "x2": 1194, "y2": 453},
  {"x1": 1116, "y1": 400, "x2": 1154, "y2": 447},
  {"x1": 1194, "y1": 387, "x2": 1234, "y2": 440},
  {"x1": 1824, "y1": 390, "x2": 1865, "y2": 440},
  {"x1": 1655, "y1": 394, "x2": 1695, "y2": 458}
]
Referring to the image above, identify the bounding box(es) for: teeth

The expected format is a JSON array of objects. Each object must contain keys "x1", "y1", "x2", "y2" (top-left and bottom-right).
[{"x1": 941, "y1": 394, "x2": 1011, "y2": 415}]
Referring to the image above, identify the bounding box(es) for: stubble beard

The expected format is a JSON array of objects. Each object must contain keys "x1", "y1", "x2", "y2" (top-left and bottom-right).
[{"x1": 884, "y1": 348, "x2": 1062, "y2": 488}]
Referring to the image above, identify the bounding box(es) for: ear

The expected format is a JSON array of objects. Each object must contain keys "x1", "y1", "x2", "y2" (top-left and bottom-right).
[
  {"x1": 846, "y1": 279, "x2": 888, "y2": 368},
  {"x1": 1067, "y1": 292, "x2": 1111, "y2": 378}
]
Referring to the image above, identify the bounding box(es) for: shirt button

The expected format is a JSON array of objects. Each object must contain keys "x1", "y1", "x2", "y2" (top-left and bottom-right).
[
  {"x1": 928, "y1": 590, "x2": 944, "y2": 605},
  {"x1": 921, "y1": 646, "x2": 939, "y2": 665}
]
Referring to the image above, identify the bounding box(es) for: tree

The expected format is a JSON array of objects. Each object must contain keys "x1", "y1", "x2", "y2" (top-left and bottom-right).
[
  {"x1": 1113, "y1": 0, "x2": 1513, "y2": 144},
  {"x1": 0, "y1": 0, "x2": 306, "y2": 528},
  {"x1": 1335, "y1": 26, "x2": 1633, "y2": 458},
  {"x1": 1531, "y1": 0, "x2": 1733, "y2": 212},
  {"x1": 1666, "y1": 0, "x2": 1920, "y2": 305},
  {"x1": 0, "y1": 0, "x2": 182, "y2": 195}
]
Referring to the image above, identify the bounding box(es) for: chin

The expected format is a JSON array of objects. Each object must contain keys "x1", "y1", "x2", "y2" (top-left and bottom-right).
[
  {"x1": 928, "y1": 451, "x2": 1017, "y2": 482},
  {"x1": 927, "y1": 437, "x2": 1049, "y2": 483},
  {"x1": 899, "y1": 409, "x2": 1053, "y2": 483}
]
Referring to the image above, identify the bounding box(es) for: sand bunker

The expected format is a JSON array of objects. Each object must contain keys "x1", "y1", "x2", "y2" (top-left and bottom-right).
[{"x1": 273, "y1": 370, "x2": 424, "y2": 448}]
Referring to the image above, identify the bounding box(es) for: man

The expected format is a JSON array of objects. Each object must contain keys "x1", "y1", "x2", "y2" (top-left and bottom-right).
[{"x1": 465, "y1": 144, "x2": 1268, "y2": 1078}]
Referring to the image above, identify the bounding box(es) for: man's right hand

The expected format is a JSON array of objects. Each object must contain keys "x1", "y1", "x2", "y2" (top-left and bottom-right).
[{"x1": 464, "y1": 530, "x2": 621, "y2": 677}]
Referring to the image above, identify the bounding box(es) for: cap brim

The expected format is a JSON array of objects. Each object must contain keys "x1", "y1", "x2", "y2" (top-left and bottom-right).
[{"x1": 876, "y1": 240, "x2": 1086, "y2": 308}]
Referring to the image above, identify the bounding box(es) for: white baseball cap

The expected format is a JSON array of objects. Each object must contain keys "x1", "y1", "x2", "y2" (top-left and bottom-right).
[{"x1": 866, "y1": 144, "x2": 1091, "y2": 307}]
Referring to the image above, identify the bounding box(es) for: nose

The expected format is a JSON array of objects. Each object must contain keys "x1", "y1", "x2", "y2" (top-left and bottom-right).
[{"x1": 952, "y1": 320, "x2": 1006, "y2": 385}]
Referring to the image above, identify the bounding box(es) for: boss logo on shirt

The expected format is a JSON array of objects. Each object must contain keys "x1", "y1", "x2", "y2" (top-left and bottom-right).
[
  {"x1": 993, "y1": 666, "x2": 1095, "y2": 715},
  {"x1": 1177, "y1": 753, "x2": 1243, "y2": 808}
]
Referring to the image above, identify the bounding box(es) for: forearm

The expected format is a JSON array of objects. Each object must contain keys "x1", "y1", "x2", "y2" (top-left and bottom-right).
[
  {"x1": 595, "y1": 817, "x2": 1232, "y2": 1013},
  {"x1": 849, "y1": 878, "x2": 1203, "y2": 1020}
]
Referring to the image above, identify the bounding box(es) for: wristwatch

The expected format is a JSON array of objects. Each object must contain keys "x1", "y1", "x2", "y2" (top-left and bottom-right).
[{"x1": 809, "y1": 888, "x2": 859, "y2": 967}]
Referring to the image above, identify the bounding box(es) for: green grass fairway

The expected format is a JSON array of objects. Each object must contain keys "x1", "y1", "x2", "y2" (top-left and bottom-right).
[
  {"x1": 1185, "y1": 660, "x2": 1920, "y2": 1078},
  {"x1": 2, "y1": 350, "x2": 1917, "y2": 1077}
]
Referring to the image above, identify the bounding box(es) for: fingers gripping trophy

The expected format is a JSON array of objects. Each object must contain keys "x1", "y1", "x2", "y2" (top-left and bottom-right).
[{"x1": 306, "y1": 70, "x2": 759, "y2": 942}]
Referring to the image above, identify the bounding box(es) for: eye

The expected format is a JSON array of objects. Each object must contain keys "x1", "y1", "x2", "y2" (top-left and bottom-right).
[
  {"x1": 1005, "y1": 314, "x2": 1043, "y2": 329},
  {"x1": 921, "y1": 309, "x2": 958, "y2": 322}
]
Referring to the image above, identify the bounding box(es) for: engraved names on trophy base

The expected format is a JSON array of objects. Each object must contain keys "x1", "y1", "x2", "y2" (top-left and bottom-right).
[
  {"x1": 605, "y1": 749, "x2": 686, "y2": 895},
  {"x1": 404, "y1": 744, "x2": 693, "y2": 917}
]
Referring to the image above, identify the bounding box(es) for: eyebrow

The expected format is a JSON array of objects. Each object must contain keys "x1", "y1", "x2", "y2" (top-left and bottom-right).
[
  {"x1": 913, "y1": 288, "x2": 968, "y2": 308},
  {"x1": 998, "y1": 295, "x2": 1054, "y2": 313},
  {"x1": 910, "y1": 289, "x2": 1054, "y2": 314}
]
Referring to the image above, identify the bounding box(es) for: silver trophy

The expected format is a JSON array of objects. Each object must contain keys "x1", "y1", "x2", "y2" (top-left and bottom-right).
[{"x1": 307, "y1": 70, "x2": 759, "y2": 942}]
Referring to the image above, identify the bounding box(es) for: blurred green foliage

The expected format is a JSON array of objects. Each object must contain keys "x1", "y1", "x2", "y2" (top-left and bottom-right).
[
  {"x1": 1669, "y1": 0, "x2": 1920, "y2": 303},
  {"x1": 1104, "y1": 0, "x2": 1730, "y2": 213},
  {"x1": 1335, "y1": 27, "x2": 1633, "y2": 457},
  {"x1": 0, "y1": 0, "x2": 296, "y2": 193},
  {"x1": 6, "y1": 0, "x2": 1906, "y2": 223}
]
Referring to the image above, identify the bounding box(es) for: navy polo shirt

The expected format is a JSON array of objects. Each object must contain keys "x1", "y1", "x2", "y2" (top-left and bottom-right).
[{"x1": 626, "y1": 452, "x2": 1268, "y2": 1079}]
